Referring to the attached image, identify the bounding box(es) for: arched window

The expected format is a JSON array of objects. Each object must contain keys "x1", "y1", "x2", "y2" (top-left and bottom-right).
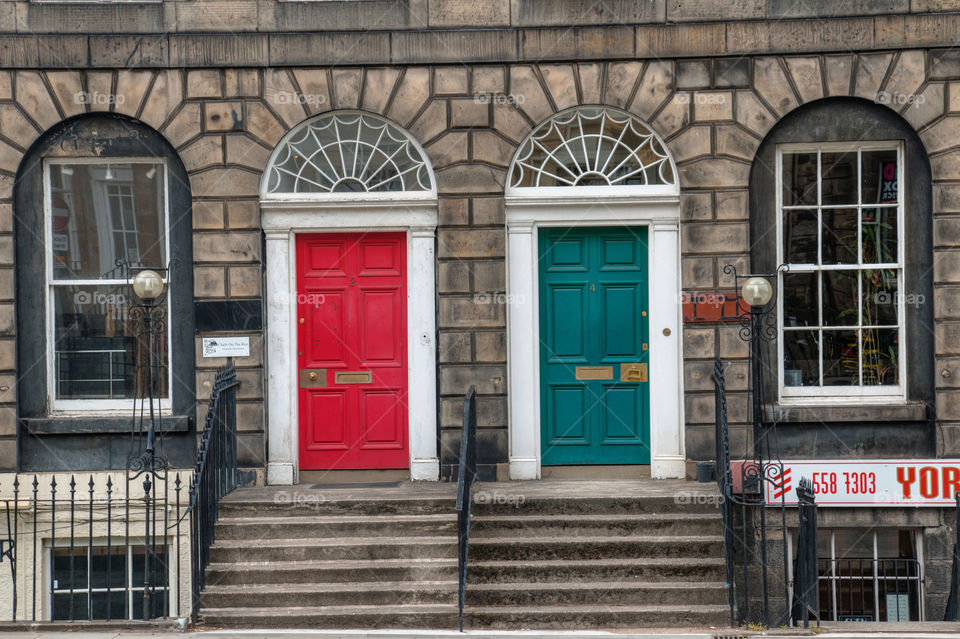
[
  {"x1": 262, "y1": 111, "x2": 434, "y2": 197},
  {"x1": 14, "y1": 114, "x2": 195, "y2": 470},
  {"x1": 508, "y1": 107, "x2": 676, "y2": 190},
  {"x1": 750, "y1": 98, "x2": 933, "y2": 407}
]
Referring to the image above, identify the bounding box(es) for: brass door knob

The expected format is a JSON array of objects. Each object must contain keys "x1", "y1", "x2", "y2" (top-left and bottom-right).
[{"x1": 308, "y1": 372, "x2": 318, "y2": 381}]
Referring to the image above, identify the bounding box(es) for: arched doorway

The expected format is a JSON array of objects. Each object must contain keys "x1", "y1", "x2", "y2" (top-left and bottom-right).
[
  {"x1": 504, "y1": 107, "x2": 685, "y2": 479},
  {"x1": 260, "y1": 111, "x2": 439, "y2": 484}
]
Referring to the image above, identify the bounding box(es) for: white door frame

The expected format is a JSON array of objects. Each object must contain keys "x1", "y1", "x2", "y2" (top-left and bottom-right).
[
  {"x1": 505, "y1": 193, "x2": 686, "y2": 480},
  {"x1": 261, "y1": 198, "x2": 440, "y2": 484}
]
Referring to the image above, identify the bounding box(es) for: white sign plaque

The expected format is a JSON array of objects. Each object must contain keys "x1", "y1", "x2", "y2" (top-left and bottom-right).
[
  {"x1": 202, "y1": 336, "x2": 250, "y2": 358},
  {"x1": 762, "y1": 459, "x2": 960, "y2": 507}
]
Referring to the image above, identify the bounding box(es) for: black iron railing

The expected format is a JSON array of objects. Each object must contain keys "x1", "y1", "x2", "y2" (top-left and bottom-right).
[
  {"x1": 0, "y1": 471, "x2": 189, "y2": 622},
  {"x1": 186, "y1": 361, "x2": 254, "y2": 616},
  {"x1": 456, "y1": 385, "x2": 477, "y2": 632},
  {"x1": 713, "y1": 357, "x2": 816, "y2": 628}
]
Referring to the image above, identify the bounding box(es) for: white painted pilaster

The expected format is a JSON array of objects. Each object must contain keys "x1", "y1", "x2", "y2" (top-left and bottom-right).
[
  {"x1": 650, "y1": 221, "x2": 686, "y2": 479},
  {"x1": 265, "y1": 228, "x2": 296, "y2": 486},
  {"x1": 507, "y1": 221, "x2": 540, "y2": 480},
  {"x1": 408, "y1": 228, "x2": 440, "y2": 480}
]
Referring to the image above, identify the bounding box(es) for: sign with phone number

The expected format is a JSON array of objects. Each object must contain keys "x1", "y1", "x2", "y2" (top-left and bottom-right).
[{"x1": 763, "y1": 460, "x2": 960, "y2": 507}]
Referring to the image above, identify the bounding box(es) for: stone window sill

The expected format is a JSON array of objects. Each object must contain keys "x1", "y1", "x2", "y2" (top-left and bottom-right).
[
  {"x1": 764, "y1": 402, "x2": 928, "y2": 424},
  {"x1": 23, "y1": 415, "x2": 192, "y2": 435}
]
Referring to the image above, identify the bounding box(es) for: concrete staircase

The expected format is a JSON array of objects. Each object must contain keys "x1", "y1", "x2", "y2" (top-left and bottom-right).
[
  {"x1": 465, "y1": 485, "x2": 730, "y2": 628},
  {"x1": 196, "y1": 487, "x2": 460, "y2": 628},
  {"x1": 195, "y1": 480, "x2": 730, "y2": 630}
]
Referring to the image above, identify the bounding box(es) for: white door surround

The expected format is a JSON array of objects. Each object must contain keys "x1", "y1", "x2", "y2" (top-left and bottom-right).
[
  {"x1": 505, "y1": 194, "x2": 686, "y2": 480},
  {"x1": 261, "y1": 198, "x2": 440, "y2": 485}
]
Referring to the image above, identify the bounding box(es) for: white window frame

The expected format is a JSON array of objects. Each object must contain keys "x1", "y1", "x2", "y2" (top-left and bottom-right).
[
  {"x1": 47, "y1": 541, "x2": 173, "y2": 621},
  {"x1": 43, "y1": 157, "x2": 173, "y2": 414},
  {"x1": 776, "y1": 141, "x2": 906, "y2": 403}
]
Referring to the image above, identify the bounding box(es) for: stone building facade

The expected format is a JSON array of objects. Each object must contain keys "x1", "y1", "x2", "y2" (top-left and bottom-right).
[{"x1": 2, "y1": 0, "x2": 960, "y2": 622}]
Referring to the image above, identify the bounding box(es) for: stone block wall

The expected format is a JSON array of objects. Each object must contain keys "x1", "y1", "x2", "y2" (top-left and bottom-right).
[{"x1": 0, "y1": 46, "x2": 959, "y2": 471}]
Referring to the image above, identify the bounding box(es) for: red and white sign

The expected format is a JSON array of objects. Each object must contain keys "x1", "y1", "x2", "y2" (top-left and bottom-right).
[{"x1": 762, "y1": 459, "x2": 960, "y2": 507}]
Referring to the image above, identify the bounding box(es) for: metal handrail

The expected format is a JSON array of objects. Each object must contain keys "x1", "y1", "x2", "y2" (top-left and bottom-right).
[
  {"x1": 455, "y1": 385, "x2": 477, "y2": 632},
  {"x1": 186, "y1": 361, "x2": 254, "y2": 616}
]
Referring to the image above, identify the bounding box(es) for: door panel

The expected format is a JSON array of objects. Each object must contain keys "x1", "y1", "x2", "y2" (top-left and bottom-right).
[
  {"x1": 297, "y1": 232, "x2": 409, "y2": 470},
  {"x1": 539, "y1": 227, "x2": 650, "y2": 465}
]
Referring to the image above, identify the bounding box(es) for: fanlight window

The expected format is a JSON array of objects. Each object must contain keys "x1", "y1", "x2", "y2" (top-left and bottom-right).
[
  {"x1": 265, "y1": 112, "x2": 432, "y2": 195},
  {"x1": 509, "y1": 108, "x2": 675, "y2": 188}
]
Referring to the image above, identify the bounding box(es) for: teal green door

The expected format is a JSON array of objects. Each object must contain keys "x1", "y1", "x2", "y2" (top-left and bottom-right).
[{"x1": 539, "y1": 227, "x2": 650, "y2": 465}]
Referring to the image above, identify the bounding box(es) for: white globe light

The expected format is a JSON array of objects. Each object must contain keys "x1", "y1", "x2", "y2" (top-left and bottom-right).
[
  {"x1": 132, "y1": 270, "x2": 164, "y2": 300},
  {"x1": 742, "y1": 276, "x2": 773, "y2": 308}
]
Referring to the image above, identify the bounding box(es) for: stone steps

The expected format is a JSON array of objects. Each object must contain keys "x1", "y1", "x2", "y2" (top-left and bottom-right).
[
  {"x1": 199, "y1": 481, "x2": 731, "y2": 629},
  {"x1": 197, "y1": 603, "x2": 730, "y2": 629},
  {"x1": 468, "y1": 557, "x2": 727, "y2": 583},
  {"x1": 205, "y1": 557, "x2": 458, "y2": 585},
  {"x1": 471, "y1": 512, "x2": 720, "y2": 536},
  {"x1": 197, "y1": 604, "x2": 459, "y2": 629},
  {"x1": 466, "y1": 581, "x2": 728, "y2": 606},
  {"x1": 469, "y1": 534, "x2": 725, "y2": 561},
  {"x1": 200, "y1": 581, "x2": 458, "y2": 608},
  {"x1": 208, "y1": 535, "x2": 458, "y2": 562},
  {"x1": 214, "y1": 513, "x2": 458, "y2": 539}
]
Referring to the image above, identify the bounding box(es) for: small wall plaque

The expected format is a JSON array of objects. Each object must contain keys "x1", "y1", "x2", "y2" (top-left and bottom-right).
[{"x1": 202, "y1": 336, "x2": 250, "y2": 358}]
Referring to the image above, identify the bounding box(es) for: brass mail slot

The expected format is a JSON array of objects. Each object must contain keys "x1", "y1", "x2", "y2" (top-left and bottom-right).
[
  {"x1": 299, "y1": 369, "x2": 327, "y2": 388},
  {"x1": 620, "y1": 363, "x2": 648, "y2": 383},
  {"x1": 335, "y1": 371, "x2": 373, "y2": 384},
  {"x1": 575, "y1": 366, "x2": 614, "y2": 381}
]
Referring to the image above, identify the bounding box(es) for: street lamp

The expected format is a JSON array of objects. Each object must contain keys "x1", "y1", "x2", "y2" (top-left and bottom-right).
[
  {"x1": 132, "y1": 269, "x2": 164, "y2": 302},
  {"x1": 128, "y1": 266, "x2": 170, "y2": 621},
  {"x1": 742, "y1": 276, "x2": 773, "y2": 309}
]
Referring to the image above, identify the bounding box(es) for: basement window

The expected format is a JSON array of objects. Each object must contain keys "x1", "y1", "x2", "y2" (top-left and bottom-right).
[
  {"x1": 50, "y1": 544, "x2": 169, "y2": 621},
  {"x1": 790, "y1": 528, "x2": 923, "y2": 622}
]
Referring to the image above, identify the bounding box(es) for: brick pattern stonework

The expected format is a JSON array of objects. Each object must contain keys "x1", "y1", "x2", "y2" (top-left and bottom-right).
[{"x1": 0, "y1": 48, "x2": 958, "y2": 469}]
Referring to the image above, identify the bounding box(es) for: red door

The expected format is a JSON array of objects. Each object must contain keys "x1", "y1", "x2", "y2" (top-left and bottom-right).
[{"x1": 297, "y1": 232, "x2": 409, "y2": 470}]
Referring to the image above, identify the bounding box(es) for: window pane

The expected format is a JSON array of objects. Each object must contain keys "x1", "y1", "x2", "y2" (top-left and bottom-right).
[
  {"x1": 783, "y1": 273, "x2": 818, "y2": 326},
  {"x1": 53, "y1": 548, "x2": 88, "y2": 590},
  {"x1": 822, "y1": 271, "x2": 858, "y2": 326},
  {"x1": 53, "y1": 285, "x2": 169, "y2": 400},
  {"x1": 821, "y1": 151, "x2": 858, "y2": 205},
  {"x1": 131, "y1": 546, "x2": 168, "y2": 588},
  {"x1": 862, "y1": 208, "x2": 897, "y2": 264},
  {"x1": 823, "y1": 330, "x2": 859, "y2": 386},
  {"x1": 783, "y1": 209, "x2": 817, "y2": 263},
  {"x1": 131, "y1": 589, "x2": 168, "y2": 620},
  {"x1": 782, "y1": 152, "x2": 818, "y2": 205},
  {"x1": 48, "y1": 163, "x2": 165, "y2": 281},
  {"x1": 90, "y1": 546, "x2": 126, "y2": 588},
  {"x1": 833, "y1": 529, "x2": 875, "y2": 558},
  {"x1": 862, "y1": 149, "x2": 898, "y2": 203},
  {"x1": 863, "y1": 328, "x2": 899, "y2": 386},
  {"x1": 862, "y1": 270, "x2": 898, "y2": 326},
  {"x1": 783, "y1": 330, "x2": 819, "y2": 386},
  {"x1": 53, "y1": 593, "x2": 89, "y2": 621},
  {"x1": 91, "y1": 591, "x2": 127, "y2": 621},
  {"x1": 821, "y1": 208, "x2": 857, "y2": 264}
]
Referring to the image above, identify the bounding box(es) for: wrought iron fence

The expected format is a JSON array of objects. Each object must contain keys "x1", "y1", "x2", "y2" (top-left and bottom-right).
[
  {"x1": 456, "y1": 385, "x2": 477, "y2": 632},
  {"x1": 713, "y1": 357, "x2": 818, "y2": 628},
  {"x1": 0, "y1": 361, "x2": 250, "y2": 624},
  {"x1": 0, "y1": 471, "x2": 190, "y2": 622}
]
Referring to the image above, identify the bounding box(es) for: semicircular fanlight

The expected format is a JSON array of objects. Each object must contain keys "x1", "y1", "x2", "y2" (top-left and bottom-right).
[
  {"x1": 265, "y1": 112, "x2": 432, "y2": 195},
  {"x1": 509, "y1": 108, "x2": 676, "y2": 189}
]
